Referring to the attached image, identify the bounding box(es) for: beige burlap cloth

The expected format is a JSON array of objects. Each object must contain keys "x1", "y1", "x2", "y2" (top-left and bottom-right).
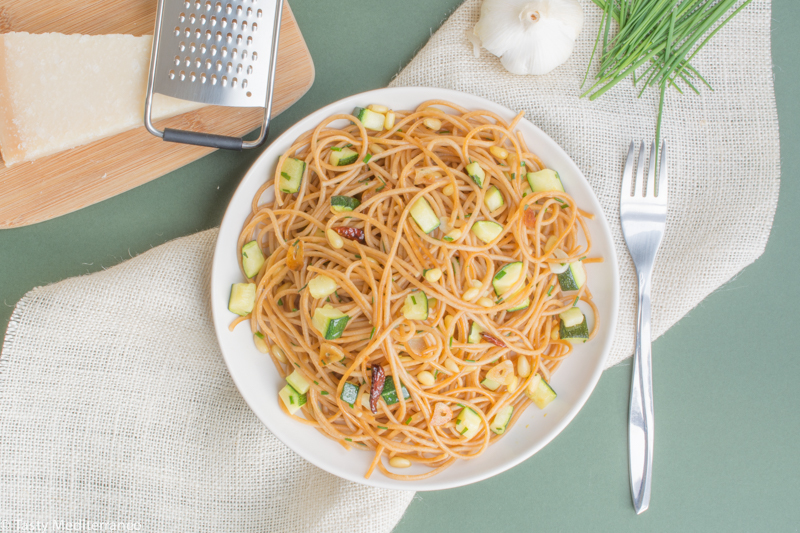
[
  {"x1": 390, "y1": 0, "x2": 779, "y2": 367},
  {"x1": 0, "y1": 0, "x2": 778, "y2": 529}
]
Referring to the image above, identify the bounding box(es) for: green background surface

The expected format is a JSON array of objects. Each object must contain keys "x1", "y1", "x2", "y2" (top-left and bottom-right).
[{"x1": 2, "y1": 0, "x2": 798, "y2": 530}]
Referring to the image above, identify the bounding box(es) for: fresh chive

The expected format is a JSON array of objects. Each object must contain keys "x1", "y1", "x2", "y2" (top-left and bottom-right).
[
  {"x1": 293, "y1": 362, "x2": 299, "y2": 367},
  {"x1": 345, "y1": 438, "x2": 352, "y2": 442},
  {"x1": 345, "y1": 143, "x2": 353, "y2": 148},
  {"x1": 579, "y1": 256, "x2": 587, "y2": 261},
  {"x1": 434, "y1": 370, "x2": 439, "y2": 378},
  {"x1": 292, "y1": 308, "x2": 298, "y2": 312},
  {"x1": 330, "y1": 146, "x2": 342, "y2": 152},
  {"x1": 377, "y1": 425, "x2": 388, "y2": 430},
  {"x1": 355, "y1": 254, "x2": 361, "y2": 259},
  {"x1": 281, "y1": 172, "x2": 292, "y2": 180},
  {"x1": 321, "y1": 391, "x2": 329, "y2": 395},
  {"x1": 573, "y1": 296, "x2": 580, "y2": 307},
  {"x1": 358, "y1": 442, "x2": 367, "y2": 446},
  {"x1": 411, "y1": 296, "x2": 417, "y2": 305},
  {"x1": 495, "y1": 271, "x2": 506, "y2": 280},
  {"x1": 277, "y1": 298, "x2": 283, "y2": 306},
  {"x1": 314, "y1": 380, "x2": 319, "y2": 385},
  {"x1": 370, "y1": 327, "x2": 375, "y2": 339},
  {"x1": 298, "y1": 282, "x2": 309, "y2": 292},
  {"x1": 405, "y1": 416, "x2": 413, "y2": 425},
  {"x1": 520, "y1": 161, "x2": 525, "y2": 166},
  {"x1": 449, "y1": 337, "x2": 453, "y2": 347},
  {"x1": 363, "y1": 154, "x2": 372, "y2": 164},
  {"x1": 547, "y1": 285, "x2": 554, "y2": 296}
]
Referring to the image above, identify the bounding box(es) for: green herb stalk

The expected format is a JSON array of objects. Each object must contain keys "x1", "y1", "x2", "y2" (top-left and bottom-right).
[{"x1": 582, "y1": 0, "x2": 753, "y2": 155}]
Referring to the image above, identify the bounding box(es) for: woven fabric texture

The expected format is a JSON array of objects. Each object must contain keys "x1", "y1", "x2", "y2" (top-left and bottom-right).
[
  {"x1": 390, "y1": 0, "x2": 780, "y2": 367},
  {"x1": 0, "y1": 228, "x2": 413, "y2": 532}
]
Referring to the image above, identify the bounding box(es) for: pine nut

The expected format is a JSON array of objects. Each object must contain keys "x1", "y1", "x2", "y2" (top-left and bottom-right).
[
  {"x1": 423, "y1": 118, "x2": 442, "y2": 130},
  {"x1": 272, "y1": 346, "x2": 287, "y2": 363},
  {"x1": 253, "y1": 333, "x2": 269, "y2": 354},
  {"x1": 551, "y1": 328, "x2": 560, "y2": 340},
  {"x1": 462, "y1": 287, "x2": 480, "y2": 302},
  {"x1": 490, "y1": 146, "x2": 509, "y2": 160},
  {"x1": 327, "y1": 229, "x2": 344, "y2": 249},
  {"x1": 417, "y1": 370, "x2": 435, "y2": 386},
  {"x1": 507, "y1": 375, "x2": 520, "y2": 393},
  {"x1": 424, "y1": 268, "x2": 443, "y2": 283},
  {"x1": 517, "y1": 356, "x2": 531, "y2": 378},
  {"x1": 471, "y1": 279, "x2": 482, "y2": 288},
  {"x1": 444, "y1": 315, "x2": 454, "y2": 331},
  {"x1": 389, "y1": 456, "x2": 412, "y2": 468},
  {"x1": 369, "y1": 143, "x2": 385, "y2": 154},
  {"x1": 477, "y1": 297, "x2": 494, "y2": 308},
  {"x1": 442, "y1": 184, "x2": 455, "y2": 196},
  {"x1": 445, "y1": 359, "x2": 460, "y2": 374},
  {"x1": 544, "y1": 235, "x2": 558, "y2": 253},
  {"x1": 384, "y1": 111, "x2": 396, "y2": 130},
  {"x1": 368, "y1": 104, "x2": 389, "y2": 113}
]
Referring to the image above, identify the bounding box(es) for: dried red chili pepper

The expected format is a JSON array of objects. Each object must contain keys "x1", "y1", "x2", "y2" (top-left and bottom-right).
[
  {"x1": 287, "y1": 240, "x2": 304, "y2": 271},
  {"x1": 369, "y1": 364, "x2": 386, "y2": 414},
  {"x1": 522, "y1": 206, "x2": 538, "y2": 229},
  {"x1": 333, "y1": 226, "x2": 366, "y2": 245},
  {"x1": 481, "y1": 332, "x2": 507, "y2": 348}
]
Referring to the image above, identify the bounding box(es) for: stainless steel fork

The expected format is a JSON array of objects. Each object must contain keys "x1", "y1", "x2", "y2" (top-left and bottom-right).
[{"x1": 620, "y1": 140, "x2": 668, "y2": 514}]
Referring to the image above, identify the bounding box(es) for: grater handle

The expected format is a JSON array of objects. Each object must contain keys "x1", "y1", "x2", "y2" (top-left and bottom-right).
[{"x1": 162, "y1": 128, "x2": 244, "y2": 151}]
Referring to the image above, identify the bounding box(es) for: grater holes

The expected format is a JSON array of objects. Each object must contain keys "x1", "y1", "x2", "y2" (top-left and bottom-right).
[
  {"x1": 195, "y1": 0, "x2": 201, "y2": 8},
  {"x1": 226, "y1": 62, "x2": 233, "y2": 72},
  {"x1": 241, "y1": 20, "x2": 247, "y2": 31},
  {"x1": 205, "y1": 29, "x2": 212, "y2": 40},
  {"x1": 236, "y1": 35, "x2": 243, "y2": 45},
  {"x1": 242, "y1": 79, "x2": 248, "y2": 88},
  {"x1": 195, "y1": 58, "x2": 201, "y2": 68},
  {"x1": 216, "y1": 31, "x2": 223, "y2": 41},
  {"x1": 252, "y1": 22, "x2": 257, "y2": 32},
  {"x1": 246, "y1": 36, "x2": 252, "y2": 46},
  {"x1": 184, "y1": 0, "x2": 190, "y2": 7},
  {"x1": 256, "y1": 8, "x2": 262, "y2": 17},
  {"x1": 215, "y1": 60, "x2": 223, "y2": 71},
  {"x1": 200, "y1": 14, "x2": 206, "y2": 24},
  {"x1": 247, "y1": 65, "x2": 253, "y2": 75},
  {"x1": 201, "y1": 73, "x2": 207, "y2": 83},
  {"x1": 190, "y1": 71, "x2": 197, "y2": 82},
  {"x1": 187, "y1": 28, "x2": 194, "y2": 37},
  {"x1": 204, "y1": 1, "x2": 211, "y2": 10},
  {"x1": 174, "y1": 55, "x2": 181, "y2": 65},
  {"x1": 186, "y1": 57, "x2": 193, "y2": 67},
  {"x1": 211, "y1": 44, "x2": 218, "y2": 55},
  {"x1": 221, "y1": 46, "x2": 228, "y2": 57},
  {"x1": 210, "y1": 16, "x2": 217, "y2": 26},
  {"x1": 174, "y1": 26, "x2": 181, "y2": 36},
  {"x1": 236, "y1": 5, "x2": 243, "y2": 15},
  {"x1": 231, "y1": 18, "x2": 238, "y2": 29},
  {"x1": 226, "y1": 3, "x2": 233, "y2": 14},
  {"x1": 222, "y1": 75, "x2": 228, "y2": 86},
  {"x1": 221, "y1": 17, "x2": 228, "y2": 28},
  {"x1": 199, "y1": 43, "x2": 206, "y2": 53},
  {"x1": 215, "y1": 2, "x2": 222, "y2": 12},
  {"x1": 232, "y1": 77, "x2": 238, "y2": 87},
  {"x1": 190, "y1": 14, "x2": 196, "y2": 23},
  {"x1": 246, "y1": 7, "x2": 252, "y2": 17},
  {"x1": 240, "y1": 49, "x2": 247, "y2": 59},
  {"x1": 227, "y1": 33, "x2": 234, "y2": 43},
  {"x1": 179, "y1": 12, "x2": 186, "y2": 22},
  {"x1": 205, "y1": 58, "x2": 212, "y2": 69},
  {"x1": 236, "y1": 63, "x2": 243, "y2": 73},
  {"x1": 252, "y1": 51, "x2": 257, "y2": 61},
  {"x1": 211, "y1": 74, "x2": 218, "y2": 85},
  {"x1": 179, "y1": 70, "x2": 186, "y2": 80},
  {"x1": 169, "y1": 69, "x2": 176, "y2": 79},
  {"x1": 179, "y1": 41, "x2": 186, "y2": 51},
  {"x1": 247, "y1": 91, "x2": 252, "y2": 97}
]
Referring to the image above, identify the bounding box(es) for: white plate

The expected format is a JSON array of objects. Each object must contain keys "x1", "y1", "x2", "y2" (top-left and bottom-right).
[{"x1": 211, "y1": 87, "x2": 620, "y2": 491}]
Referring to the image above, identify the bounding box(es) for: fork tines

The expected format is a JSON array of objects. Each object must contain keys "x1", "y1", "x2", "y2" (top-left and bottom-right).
[{"x1": 621, "y1": 141, "x2": 668, "y2": 203}]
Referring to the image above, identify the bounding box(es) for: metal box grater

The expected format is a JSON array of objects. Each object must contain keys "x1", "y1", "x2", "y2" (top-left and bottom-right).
[{"x1": 144, "y1": 0, "x2": 283, "y2": 150}]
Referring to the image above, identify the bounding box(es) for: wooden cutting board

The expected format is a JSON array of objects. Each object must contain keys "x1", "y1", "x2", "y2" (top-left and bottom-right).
[{"x1": 0, "y1": 0, "x2": 314, "y2": 228}]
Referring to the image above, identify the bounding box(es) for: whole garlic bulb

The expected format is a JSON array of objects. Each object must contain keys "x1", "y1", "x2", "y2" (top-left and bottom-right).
[{"x1": 471, "y1": 0, "x2": 584, "y2": 75}]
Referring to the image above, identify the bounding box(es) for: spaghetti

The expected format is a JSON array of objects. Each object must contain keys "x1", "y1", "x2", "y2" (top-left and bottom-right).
[{"x1": 233, "y1": 100, "x2": 600, "y2": 480}]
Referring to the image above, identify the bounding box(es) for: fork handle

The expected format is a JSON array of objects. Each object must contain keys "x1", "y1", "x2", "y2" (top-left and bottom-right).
[{"x1": 629, "y1": 269, "x2": 655, "y2": 514}]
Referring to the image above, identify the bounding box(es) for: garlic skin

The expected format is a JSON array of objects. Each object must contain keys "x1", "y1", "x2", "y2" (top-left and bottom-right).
[{"x1": 472, "y1": 0, "x2": 584, "y2": 75}]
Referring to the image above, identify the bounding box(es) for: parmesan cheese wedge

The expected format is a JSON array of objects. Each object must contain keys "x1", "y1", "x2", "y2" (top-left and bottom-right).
[{"x1": 0, "y1": 32, "x2": 204, "y2": 167}]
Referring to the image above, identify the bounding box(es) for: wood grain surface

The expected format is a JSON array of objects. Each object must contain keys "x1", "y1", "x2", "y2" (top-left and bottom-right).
[{"x1": 0, "y1": 0, "x2": 314, "y2": 228}]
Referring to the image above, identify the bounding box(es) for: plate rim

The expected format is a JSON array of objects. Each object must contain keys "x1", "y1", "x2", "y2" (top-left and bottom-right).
[{"x1": 211, "y1": 86, "x2": 620, "y2": 491}]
